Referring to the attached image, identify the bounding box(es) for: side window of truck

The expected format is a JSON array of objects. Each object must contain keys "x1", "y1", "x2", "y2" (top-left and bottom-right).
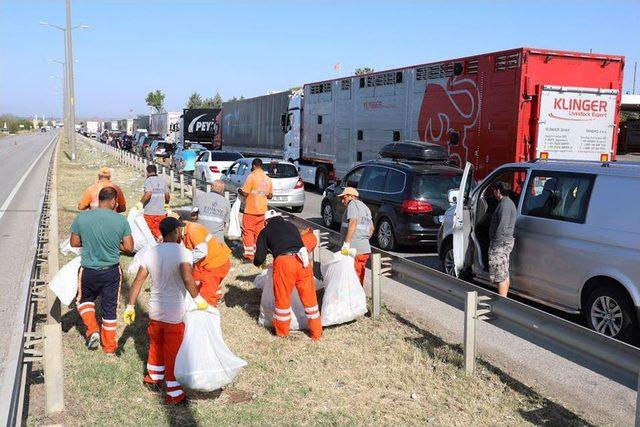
[{"x1": 522, "y1": 172, "x2": 594, "y2": 223}]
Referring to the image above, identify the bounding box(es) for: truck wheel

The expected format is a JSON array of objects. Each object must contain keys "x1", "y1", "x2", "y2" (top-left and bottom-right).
[
  {"x1": 376, "y1": 218, "x2": 397, "y2": 251},
  {"x1": 315, "y1": 167, "x2": 328, "y2": 192},
  {"x1": 584, "y1": 285, "x2": 638, "y2": 343},
  {"x1": 321, "y1": 201, "x2": 336, "y2": 229}
]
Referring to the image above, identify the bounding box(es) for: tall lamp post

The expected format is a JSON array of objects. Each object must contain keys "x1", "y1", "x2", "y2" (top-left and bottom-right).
[
  {"x1": 48, "y1": 60, "x2": 68, "y2": 134},
  {"x1": 40, "y1": 4, "x2": 88, "y2": 162}
]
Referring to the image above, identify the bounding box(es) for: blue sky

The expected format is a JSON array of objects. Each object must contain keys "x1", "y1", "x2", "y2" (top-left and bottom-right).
[{"x1": 1, "y1": 0, "x2": 639, "y2": 119}]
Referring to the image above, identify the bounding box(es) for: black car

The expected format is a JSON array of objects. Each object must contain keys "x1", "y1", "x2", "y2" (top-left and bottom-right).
[{"x1": 320, "y1": 142, "x2": 463, "y2": 251}]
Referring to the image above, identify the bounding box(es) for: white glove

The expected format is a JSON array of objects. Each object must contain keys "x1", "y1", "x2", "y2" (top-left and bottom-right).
[
  {"x1": 193, "y1": 294, "x2": 209, "y2": 311},
  {"x1": 340, "y1": 242, "x2": 350, "y2": 255},
  {"x1": 297, "y1": 247, "x2": 309, "y2": 268}
]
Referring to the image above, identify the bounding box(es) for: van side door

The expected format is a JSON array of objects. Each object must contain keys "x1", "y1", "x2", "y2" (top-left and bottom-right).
[{"x1": 514, "y1": 171, "x2": 596, "y2": 310}]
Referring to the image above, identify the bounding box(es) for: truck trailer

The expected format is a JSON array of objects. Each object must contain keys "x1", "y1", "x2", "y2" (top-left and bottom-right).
[
  {"x1": 150, "y1": 112, "x2": 181, "y2": 142},
  {"x1": 177, "y1": 108, "x2": 222, "y2": 148},
  {"x1": 86, "y1": 120, "x2": 100, "y2": 137},
  {"x1": 222, "y1": 47, "x2": 624, "y2": 190}
]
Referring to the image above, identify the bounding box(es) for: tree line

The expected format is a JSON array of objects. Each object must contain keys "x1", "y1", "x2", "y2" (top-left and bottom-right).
[
  {"x1": 0, "y1": 114, "x2": 36, "y2": 133},
  {"x1": 144, "y1": 90, "x2": 245, "y2": 113}
]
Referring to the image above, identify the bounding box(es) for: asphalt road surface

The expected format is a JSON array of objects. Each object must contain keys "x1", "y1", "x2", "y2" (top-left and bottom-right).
[{"x1": 0, "y1": 131, "x2": 57, "y2": 393}]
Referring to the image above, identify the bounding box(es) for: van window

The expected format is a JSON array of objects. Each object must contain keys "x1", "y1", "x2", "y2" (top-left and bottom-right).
[
  {"x1": 344, "y1": 167, "x2": 364, "y2": 188},
  {"x1": 385, "y1": 169, "x2": 405, "y2": 193},
  {"x1": 413, "y1": 173, "x2": 463, "y2": 199},
  {"x1": 522, "y1": 172, "x2": 594, "y2": 223},
  {"x1": 359, "y1": 166, "x2": 388, "y2": 191}
]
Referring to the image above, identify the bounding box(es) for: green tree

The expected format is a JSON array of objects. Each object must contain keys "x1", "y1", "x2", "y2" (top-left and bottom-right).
[
  {"x1": 145, "y1": 90, "x2": 165, "y2": 113},
  {"x1": 186, "y1": 91, "x2": 204, "y2": 108},
  {"x1": 210, "y1": 92, "x2": 223, "y2": 108},
  {"x1": 355, "y1": 67, "x2": 374, "y2": 75}
]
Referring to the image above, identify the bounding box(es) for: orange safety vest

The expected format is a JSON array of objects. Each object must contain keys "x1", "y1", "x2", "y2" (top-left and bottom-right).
[{"x1": 183, "y1": 221, "x2": 231, "y2": 270}]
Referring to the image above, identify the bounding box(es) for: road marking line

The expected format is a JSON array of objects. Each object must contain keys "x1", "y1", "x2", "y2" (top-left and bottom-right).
[{"x1": 0, "y1": 133, "x2": 58, "y2": 222}]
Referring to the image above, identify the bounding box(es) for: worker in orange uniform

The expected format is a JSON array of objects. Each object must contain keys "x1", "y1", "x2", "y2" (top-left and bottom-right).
[
  {"x1": 338, "y1": 187, "x2": 374, "y2": 285},
  {"x1": 238, "y1": 158, "x2": 272, "y2": 261},
  {"x1": 124, "y1": 216, "x2": 210, "y2": 405},
  {"x1": 254, "y1": 210, "x2": 322, "y2": 340},
  {"x1": 141, "y1": 165, "x2": 170, "y2": 240},
  {"x1": 181, "y1": 218, "x2": 232, "y2": 306},
  {"x1": 78, "y1": 166, "x2": 127, "y2": 213}
]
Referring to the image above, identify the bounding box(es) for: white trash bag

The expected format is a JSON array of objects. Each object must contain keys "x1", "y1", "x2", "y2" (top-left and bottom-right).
[
  {"x1": 320, "y1": 252, "x2": 367, "y2": 326},
  {"x1": 255, "y1": 266, "x2": 308, "y2": 331},
  {"x1": 227, "y1": 198, "x2": 242, "y2": 239},
  {"x1": 174, "y1": 306, "x2": 247, "y2": 392},
  {"x1": 48, "y1": 256, "x2": 81, "y2": 306},
  {"x1": 126, "y1": 241, "x2": 157, "y2": 276},
  {"x1": 127, "y1": 206, "x2": 155, "y2": 252},
  {"x1": 59, "y1": 237, "x2": 81, "y2": 256}
]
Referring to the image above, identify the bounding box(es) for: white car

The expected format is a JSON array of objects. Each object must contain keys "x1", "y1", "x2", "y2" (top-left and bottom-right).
[
  {"x1": 194, "y1": 150, "x2": 243, "y2": 183},
  {"x1": 221, "y1": 157, "x2": 305, "y2": 212}
]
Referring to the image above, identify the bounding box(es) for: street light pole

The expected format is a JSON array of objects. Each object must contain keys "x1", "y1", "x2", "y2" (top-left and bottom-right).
[
  {"x1": 65, "y1": 0, "x2": 77, "y2": 161},
  {"x1": 49, "y1": 60, "x2": 68, "y2": 137}
]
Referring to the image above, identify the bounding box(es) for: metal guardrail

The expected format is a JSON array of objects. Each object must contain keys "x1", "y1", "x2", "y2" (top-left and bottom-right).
[{"x1": 90, "y1": 135, "x2": 640, "y2": 421}]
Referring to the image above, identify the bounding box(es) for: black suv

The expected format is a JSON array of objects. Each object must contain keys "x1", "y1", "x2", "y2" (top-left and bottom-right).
[{"x1": 320, "y1": 142, "x2": 462, "y2": 251}]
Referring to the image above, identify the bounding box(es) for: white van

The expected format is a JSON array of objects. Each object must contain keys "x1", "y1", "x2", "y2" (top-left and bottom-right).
[{"x1": 438, "y1": 160, "x2": 640, "y2": 342}]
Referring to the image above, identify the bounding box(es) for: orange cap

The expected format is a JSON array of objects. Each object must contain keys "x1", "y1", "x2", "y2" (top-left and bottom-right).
[
  {"x1": 98, "y1": 167, "x2": 112, "y2": 177},
  {"x1": 337, "y1": 187, "x2": 359, "y2": 198}
]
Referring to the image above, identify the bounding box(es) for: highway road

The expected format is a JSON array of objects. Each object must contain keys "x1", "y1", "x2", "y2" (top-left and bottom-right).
[{"x1": 0, "y1": 131, "x2": 58, "y2": 396}]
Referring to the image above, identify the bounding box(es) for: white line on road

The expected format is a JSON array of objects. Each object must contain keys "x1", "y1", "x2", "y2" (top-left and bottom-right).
[{"x1": 0, "y1": 133, "x2": 58, "y2": 223}]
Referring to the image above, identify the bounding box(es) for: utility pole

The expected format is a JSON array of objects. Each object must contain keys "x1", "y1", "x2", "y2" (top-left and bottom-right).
[
  {"x1": 49, "y1": 60, "x2": 69, "y2": 136},
  {"x1": 65, "y1": 0, "x2": 77, "y2": 161},
  {"x1": 633, "y1": 61, "x2": 637, "y2": 95}
]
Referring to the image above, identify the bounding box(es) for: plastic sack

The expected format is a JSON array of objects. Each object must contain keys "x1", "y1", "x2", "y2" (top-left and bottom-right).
[
  {"x1": 59, "y1": 237, "x2": 81, "y2": 256},
  {"x1": 320, "y1": 252, "x2": 367, "y2": 326},
  {"x1": 254, "y1": 267, "x2": 308, "y2": 330},
  {"x1": 174, "y1": 307, "x2": 247, "y2": 392},
  {"x1": 48, "y1": 256, "x2": 81, "y2": 306},
  {"x1": 127, "y1": 206, "x2": 155, "y2": 252},
  {"x1": 227, "y1": 198, "x2": 242, "y2": 239},
  {"x1": 126, "y1": 241, "x2": 157, "y2": 276}
]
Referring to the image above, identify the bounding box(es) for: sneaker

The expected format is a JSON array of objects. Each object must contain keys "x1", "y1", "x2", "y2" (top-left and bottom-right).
[{"x1": 86, "y1": 332, "x2": 100, "y2": 350}]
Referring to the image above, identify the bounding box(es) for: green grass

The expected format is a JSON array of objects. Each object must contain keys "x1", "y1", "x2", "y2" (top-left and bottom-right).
[{"x1": 27, "y1": 136, "x2": 591, "y2": 426}]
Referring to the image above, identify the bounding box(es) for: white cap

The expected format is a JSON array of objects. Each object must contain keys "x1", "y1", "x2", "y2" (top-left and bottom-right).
[{"x1": 264, "y1": 209, "x2": 281, "y2": 221}]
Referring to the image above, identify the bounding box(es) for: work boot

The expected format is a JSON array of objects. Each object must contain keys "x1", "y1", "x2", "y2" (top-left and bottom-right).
[{"x1": 86, "y1": 332, "x2": 100, "y2": 350}]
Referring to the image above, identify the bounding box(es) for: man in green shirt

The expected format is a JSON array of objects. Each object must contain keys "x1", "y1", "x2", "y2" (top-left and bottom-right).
[{"x1": 70, "y1": 187, "x2": 133, "y2": 353}]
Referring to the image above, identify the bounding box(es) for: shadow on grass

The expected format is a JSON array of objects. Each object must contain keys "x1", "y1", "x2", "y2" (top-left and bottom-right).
[
  {"x1": 224, "y1": 283, "x2": 261, "y2": 320},
  {"x1": 63, "y1": 150, "x2": 71, "y2": 161},
  {"x1": 389, "y1": 310, "x2": 593, "y2": 427}
]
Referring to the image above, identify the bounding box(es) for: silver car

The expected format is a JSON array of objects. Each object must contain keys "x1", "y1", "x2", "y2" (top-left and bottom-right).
[
  {"x1": 221, "y1": 157, "x2": 305, "y2": 212},
  {"x1": 438, "y1": 160, "x2": 640, "y2": 342}
]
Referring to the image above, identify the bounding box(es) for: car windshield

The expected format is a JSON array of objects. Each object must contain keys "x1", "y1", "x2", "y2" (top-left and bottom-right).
[
  {"x1": 210, "y1": 152, "x2": 242, "y2": 161},
  {"x1": 264, "y1": 162, "x2": 297, "y2": 178},
  {"x1": 413, "y1": 173, "x2": 463, "y2": 199}
]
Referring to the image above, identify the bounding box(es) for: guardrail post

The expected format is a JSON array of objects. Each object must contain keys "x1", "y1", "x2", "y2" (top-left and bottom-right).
[
  {"x1": 191, "y1": 178, "x2": 197, "y2": 202},
  {"x1": 371, "y1": 253, "x2": 381, "y2": 318},
  {"x1": 312, "y1": 229, "x2": 321, "y2": 264},
  {"x1": 45, "y1": 140, "x2": 64, "y2": 414},
  {"x1": 161, "y1": 166, "x2": 166, "y2": 183},
  {"x1": 170, "y1": 170, "x2": 175, "y2": 192},
  {"x1": 179, "y1": 173, "x2": 185, "y2": 198},
  {"x1": 224, "y1": 191, "x2": 230, "y2": 201},
  {"x1": 206, "y1": 183, "x2": 212, "y2": 192},
  {"x1": 464, "y1": 291, "x2": 478, "y2": 374}
]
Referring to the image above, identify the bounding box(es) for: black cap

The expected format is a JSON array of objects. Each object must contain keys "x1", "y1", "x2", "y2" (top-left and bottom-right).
[{"x1": 159, "y1": 217, "x2": 185, "y2": 237}]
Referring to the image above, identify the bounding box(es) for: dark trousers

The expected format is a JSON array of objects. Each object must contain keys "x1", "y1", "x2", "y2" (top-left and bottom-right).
[{"x1": 77, "y1": 264, "x2": 121, "y2": 353}]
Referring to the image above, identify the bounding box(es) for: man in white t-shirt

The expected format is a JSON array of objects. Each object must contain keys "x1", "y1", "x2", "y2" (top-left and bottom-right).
[{"x1": 124, "y1": 216, "x2": 209, "y2": 405}]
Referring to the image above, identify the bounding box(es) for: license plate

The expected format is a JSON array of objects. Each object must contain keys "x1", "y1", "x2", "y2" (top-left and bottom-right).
[{"x1": 273, "y1": 196, "x2": 286, "y2": 201}]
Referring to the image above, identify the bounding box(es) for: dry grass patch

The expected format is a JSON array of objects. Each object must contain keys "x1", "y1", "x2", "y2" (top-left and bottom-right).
[{"x1": 27, "y1": 137, "x2": 590, "y2": 426}]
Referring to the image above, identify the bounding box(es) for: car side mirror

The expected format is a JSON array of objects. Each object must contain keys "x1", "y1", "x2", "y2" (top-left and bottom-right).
[{"x1": 448, "y1": 189, "x2": 459, "y2": 205}]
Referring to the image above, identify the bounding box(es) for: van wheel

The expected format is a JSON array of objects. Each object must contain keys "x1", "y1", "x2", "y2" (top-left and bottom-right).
[
  {"x1": 584, "y1": 285, "x2": 638, "y2": 343},
  {"x1": 376, "y1": 218, "x2": 397, "y2": 251},
  {"x1": 315, "y1": 167, "x2": 328, "y2": 192},
  {"x1": 441, "y1": 241, "x2": 456, "y2": 277}
]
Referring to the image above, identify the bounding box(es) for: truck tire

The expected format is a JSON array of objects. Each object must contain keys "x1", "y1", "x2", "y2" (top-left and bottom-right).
[
  {"x1": 315, "y1": 167, "x2": 328, "y2": 192},
  {"x1": 584, "y1": 284, "x2": 638, "y2": 343}
]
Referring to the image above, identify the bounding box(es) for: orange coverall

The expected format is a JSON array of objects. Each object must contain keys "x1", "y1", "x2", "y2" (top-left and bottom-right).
[
  {"x1": 183, "y1": 221, "x2": 231, "y2": 306},
  {"x1": 144, "y1": 320, "x2": 186, "y2": 405},
  {"x1": 354, "y1": 254, "x2": 370, "y2": 286},
  {"x1": 241, "y1": 169, "x2": 272, "y2": 261},
  {"x1": 78, "y1": 180, "x2": 127, "y2": 213}
]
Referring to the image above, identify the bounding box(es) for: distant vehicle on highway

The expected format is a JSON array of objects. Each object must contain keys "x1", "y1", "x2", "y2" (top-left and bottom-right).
[
  {"x1": 147, "y1": 140, "x2": 172, "y2": 161},
  {"x1": 221, "y1": 157, "x2": 305, "y2": 212},
  {"x1": 439, "y1": 159, "x2": 640, "y2": 342},
  {"x1": 40, "y1": 127, "x2": 48, "y2": 133},
  {"x1": 321, "y1": 142, "x2": 463, "y2": 251},
  {"x1": 194, "y1": 150, "x2": 243, "y2": 183}
]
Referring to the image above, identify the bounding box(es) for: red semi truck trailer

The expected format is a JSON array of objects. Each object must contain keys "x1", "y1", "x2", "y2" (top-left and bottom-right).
[{"x1": 223, "y1": 47, "x2": 625, "y2": 189}]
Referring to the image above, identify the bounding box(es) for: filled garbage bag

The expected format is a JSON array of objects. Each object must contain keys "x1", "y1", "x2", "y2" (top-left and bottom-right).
[
  {"x1": 174, "y1": 307, "x2": 247, "y2": 392},
  {"x1": 48, "y1": 256, "x2": 81, "y2": 306},
  {"x1": 320, "y1": 252, "x2": 367, "y2": 326},
  {"x1": 127, "y1": 206, "x2": 155, "y2": 252},
  {"x1": 126, "y1": 241, "x2": 157, "y2": 276},
  {"x1": 59, "y1": 237, "x2": 81, "y2": 256},
  {"x1": 254, "y1": 267, "x2": 308, "y2": 330},
  {"x1": 227, "y1": 198, "x2": 242, "y2": 239}
]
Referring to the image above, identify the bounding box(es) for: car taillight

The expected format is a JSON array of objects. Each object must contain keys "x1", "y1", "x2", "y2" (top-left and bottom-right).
[
  {"x1": 209, "y1": 166, "x2": 220, "y2": 173},
  {"x1": 294, "y1": 178, "x2": 304, "y2": 189},
  {"x1": 401, "y1": 199, "x2": 433, "y2": 214}
]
